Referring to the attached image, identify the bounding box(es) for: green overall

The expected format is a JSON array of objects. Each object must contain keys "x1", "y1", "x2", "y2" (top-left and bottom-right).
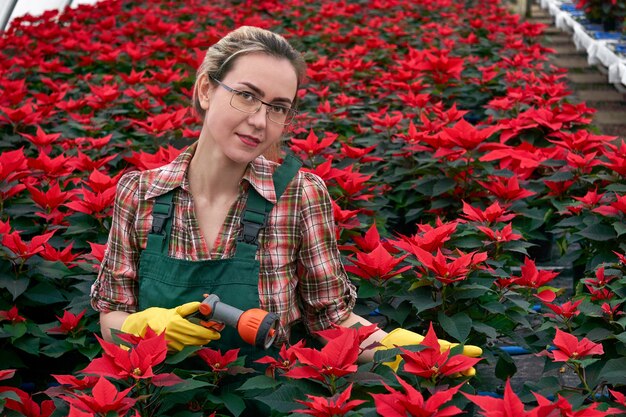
[{"x1": 137, "y1": 154, "x2": 302, "y2": 361}]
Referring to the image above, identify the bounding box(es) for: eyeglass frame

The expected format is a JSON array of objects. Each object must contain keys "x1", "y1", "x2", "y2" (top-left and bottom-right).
[{"x1": 209, "y1": 75, "x2": 298, "y2": 125}]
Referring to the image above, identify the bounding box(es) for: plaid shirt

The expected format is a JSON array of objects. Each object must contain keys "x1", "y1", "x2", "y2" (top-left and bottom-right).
[{"x1": 90, "y1": 143, "x2": 356, "y2": 345}]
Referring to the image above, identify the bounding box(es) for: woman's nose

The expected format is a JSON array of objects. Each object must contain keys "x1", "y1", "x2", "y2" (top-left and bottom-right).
[{"x1": 247, "y1": 105, "x2": 268, "y2": 129}]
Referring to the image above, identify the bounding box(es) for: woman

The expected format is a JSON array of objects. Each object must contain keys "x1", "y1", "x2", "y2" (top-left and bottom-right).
[{"x1": 90, "y1": 26, "x2": 387, "y2": 361}]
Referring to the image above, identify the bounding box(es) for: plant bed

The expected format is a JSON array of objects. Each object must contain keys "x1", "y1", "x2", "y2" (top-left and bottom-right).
[{"x1": 0, "y1": 0, "x2": 625, "y2": 415}]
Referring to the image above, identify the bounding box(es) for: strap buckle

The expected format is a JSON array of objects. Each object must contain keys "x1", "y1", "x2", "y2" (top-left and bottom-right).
[
  {"x1": 238, "y1": 206, "x2": 266, "y2": 245},
  {"x1": 238, "y1": 219, "x2": 266, "y2": 245},
  {"x1": 150, "y1": 201, "x2": 173, "y2": 235}
]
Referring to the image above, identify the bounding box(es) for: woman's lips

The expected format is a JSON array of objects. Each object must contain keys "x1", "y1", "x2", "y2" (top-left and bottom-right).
[{"x1": 237, "y1": 134, "x2": 261, "y2": 147}]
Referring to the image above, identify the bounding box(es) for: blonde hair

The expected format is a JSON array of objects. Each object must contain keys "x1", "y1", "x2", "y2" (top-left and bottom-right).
[{"x1": 191, "y1": 26, "x2": 306, "y2": 120}]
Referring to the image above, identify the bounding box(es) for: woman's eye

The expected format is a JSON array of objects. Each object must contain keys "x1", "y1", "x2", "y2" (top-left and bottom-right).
[
  {"x1": 270, "y1": 105, "x2": 288, "y2": 115},
  {"x1": 238, "y1": 92, "x2": 256, "y2": 102}
]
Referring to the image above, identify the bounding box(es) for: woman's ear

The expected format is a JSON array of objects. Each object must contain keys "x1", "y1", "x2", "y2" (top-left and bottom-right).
[{"x1": 198, "y1": 74, "x2": 212, "y2": 110}]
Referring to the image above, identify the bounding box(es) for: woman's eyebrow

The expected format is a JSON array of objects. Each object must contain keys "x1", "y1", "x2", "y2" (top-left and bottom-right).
[{"x1": 240, "y1": 82, "x2": 293, "y2": 105}]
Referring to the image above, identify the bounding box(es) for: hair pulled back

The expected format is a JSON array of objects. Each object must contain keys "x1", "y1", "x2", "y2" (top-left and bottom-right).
[{"x1": 191, "y1": 26, "x2": 306, "y2": 119}]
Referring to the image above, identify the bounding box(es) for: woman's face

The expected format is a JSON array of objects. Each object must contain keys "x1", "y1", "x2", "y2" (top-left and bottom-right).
[{"x1": 198, "y1": 53, "x2": 298, "y2": 166}]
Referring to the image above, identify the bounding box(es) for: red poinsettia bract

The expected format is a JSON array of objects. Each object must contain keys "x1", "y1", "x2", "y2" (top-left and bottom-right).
[
  {"x1": 398, "y1": 322, "x2": 481, "y2": 380},
  {"x1": 81, "y1": 331, "x2": 181, "y2": 386},
  {"x1": 0, "y1": 305, "x2": 27, "y2": 323},
  {"x1": 316, "y1": 322, "x2": 380, "y2": 354},
  {"x1": 391, "y1": 221, "x2": 458, "y2": 254},
  {"x1": 546, "y1": 328, "x2": 604, "y2": 362},
  {"x1": 372, "y1": 375, "x2": 463, "y2": 417},
  {"x1": 0, "y1": 386, "x2": 55, "y2": 417},
  {"x1": 256, "y1": 340, "x2": 305, "y2": 378},
  {"x1": 196, "y1": 347, "x2": 240, "y2": 373},
  {"x1": 464, "y1": 379, "x2": 552, "y2": 417},
  {"x1": 290, "y1": 129, "x2": 338, "y2": 157},
  {"x1": 461, "y1": 201, "x2": 516, "y2": 224},
  {"x1": 476, "y1": 223, "x2": 522, "y2": 243},
  {"x1": 284, "y1": 326, "x2": 360, "y2": 382},
  {"x1": 60, "y1": 376, "x2": 136, "y2": 416},
  {"x1": 511, "y1": 257, "x2": 559, "y2": 289},
  {"x1": 293, "y1": 383, "x2": 366, "y2": 417},
  {"x1": 47, "y1": 309, "x2": 86, "y2": 335},
  {"x1": 2, "y1": 230, "x2": 55, "y2": 261},
  {"x1": 345, "y1": 243, "x2": 410, "y2": 281},
  {"x1": 592, "y1": 193, "x2": 626, "y2": 217},
  {"x1": 535, "y1": 290, "x2": 583, "y2": 322},
  {"x1": 477, "y1": 176, "x2": 535, "y2": 202},
  {"x1": 407, "y1": 246, "x2": 487, "y2": 285},
  {"x1": 65, "y1": 187, "x2": 117, "y2": 219}
]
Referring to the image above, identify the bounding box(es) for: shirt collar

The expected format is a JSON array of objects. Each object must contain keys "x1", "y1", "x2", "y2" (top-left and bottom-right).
[
  {"x1": 243, "y1": 154, "x2": 278, "y2": 204},
  {"x1": 145, "y1": 142, "x2": 278, "y2": 204}
]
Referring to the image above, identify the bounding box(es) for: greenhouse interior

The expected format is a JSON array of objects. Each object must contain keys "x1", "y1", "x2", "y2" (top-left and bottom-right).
[{"x1": 0, "y1": 0, "x2": 625, "y2": 416}]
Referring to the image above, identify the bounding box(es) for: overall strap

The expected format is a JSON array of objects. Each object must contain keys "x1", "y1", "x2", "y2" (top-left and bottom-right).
[
  {"x1": 235, "y1": 154, "x2": 303, "y2": 258},
  {"x1": 146, "y1": 190, "x2": 175, "y2": 255}
]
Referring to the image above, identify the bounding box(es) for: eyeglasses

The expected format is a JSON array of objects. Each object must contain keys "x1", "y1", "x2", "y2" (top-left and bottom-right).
[{"x1": 210, "y1": 76, "x2": 297, "y2": 125}]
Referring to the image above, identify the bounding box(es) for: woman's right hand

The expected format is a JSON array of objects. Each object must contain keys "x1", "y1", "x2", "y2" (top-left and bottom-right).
[{"x1": 120, "y1": 302, "x2": 221, "y2": 351}]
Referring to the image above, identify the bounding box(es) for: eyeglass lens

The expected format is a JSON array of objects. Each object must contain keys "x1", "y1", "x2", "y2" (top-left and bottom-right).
[{"x1": 230, "y1": 92, "x2": 294, "y2": 125}]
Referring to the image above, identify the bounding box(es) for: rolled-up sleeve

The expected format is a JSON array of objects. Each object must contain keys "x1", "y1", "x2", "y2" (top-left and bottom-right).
[
  {"x1": 296, "y1": 172, "x2": 356, "y2": 332},
  {"x1": 90, "y1": 171, "x2": 141, "y2": 313}
]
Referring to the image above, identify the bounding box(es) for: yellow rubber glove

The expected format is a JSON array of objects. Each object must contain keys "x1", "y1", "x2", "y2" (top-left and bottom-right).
[
  {"x1": 377, "y1": 328, "x2": 482, "y2": 375},
  {"x1": 121, "y1": 302, "x2": 220, "y2": 351}
]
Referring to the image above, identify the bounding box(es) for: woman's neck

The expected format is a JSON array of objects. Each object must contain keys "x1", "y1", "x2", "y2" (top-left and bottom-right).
[{"x1": 188, "y1": 141, "x2": 247, "y2": 202}]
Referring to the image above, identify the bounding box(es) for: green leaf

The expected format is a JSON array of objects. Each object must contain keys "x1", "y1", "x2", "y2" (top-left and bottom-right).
[
  {"x1": 613, "y1": 221, "x2": 626, "y2": 237},
  {"x1": 472, "y1": 322, "x2": 498, "y2": 339},
  {"x1": 0, "y1": 391, "x2": 21, "y2": 402},
  {"x1": 13, "y1": 336, "x2": 40, "y2": 355},
  {"x1": 235, "y1": 375, "x2": 280, "y2": 392},
  {"x1": 63, "y1": 214, "x2": 101, "y2": 237},
  {"x1": 405, "y1": 289, "x2": 441, "y2": 313},
  {"x1": 2, "y1": 322, "x2": 27, "y2": 339},
  {"x1": 0, "y1": 274, "x2": 30, "y2": 300},
  {"x1": 437, "y1": 312, "x2": 472, "y2": 343},
  {"x1": 220, "y1": 392, "x2": 247, "y2": 417},
  {"x1": 596, "y1": 358, "x2": 626, "y2": 385},
  {"x1": 256, "y1": 384, "x2": 306, "y2": 413},
  {"x1": 374, "y1": 346, "x2": 412, "y2": 364},
  {"x1": 432, "y1": 178, "x2": 456, "y2": 196},
  {"x1": 32, "y1": 260, "x2": 73, "y2": 280},
  {"x1": 481, "y1": 301, "x2": 506, "y2": 314},
  {"x1": 162, "y1": 378, "x2": 213, "y2": 394},
  {"x1": 519, "y1": 206, "x2": 551, "y2": 221},
  {"x1": 357, "y1": 279, "x2": 381, "y2": 299},
  {"x1": 583, "y1": 327, "x2": 613, "y2": 342},
  {"x1": 345, "y1": 369, "x2": 387, "y2": 386},
  {"x1": 494, "y1": 353, "x2": 516, "y2": 380},
  {"x1": 577, "y1": 223, "x2": 617, "y2": 241},
  {"x1": 554, "y1": 216, "x2": 585, "y2": 228},
  {"x1": 506, "y1": 310, "x2": 532, "y2": 329},
  {"x1": 77, "y1": 343, "x2": 102, "y2": 361},
  {"x1": 524, "y1": 375, "x2": 560, "y2": 399},
  {"x1": 40, "y1": 340, "x2": 72, "y2": 358},
  {"x1": 451, "y1": 235, "x2": 484, "y2": 250},
  {"x1": 22, "y1": 282, "x2": 66, "y2": 305},
  {"x1": 616, "y1": 332, "x2": 626, "y2": 344},
  {"x1": 542, "y1": 170, "x2": 574, "y2": 182},
  {"x1": 378, "y1": 301, "x2": 411, "y2": 326},
  {"x1": 165, "y1": 346, "x2": 203, "y2": 364},
  {"x1": 454, "y1": 284, "x2": 492, "y2": 300}
]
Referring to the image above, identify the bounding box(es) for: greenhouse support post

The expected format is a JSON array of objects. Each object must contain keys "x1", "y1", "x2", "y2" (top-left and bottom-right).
[{"x1": 0, "y1": 0, "x2": 18, "y2": 32}]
